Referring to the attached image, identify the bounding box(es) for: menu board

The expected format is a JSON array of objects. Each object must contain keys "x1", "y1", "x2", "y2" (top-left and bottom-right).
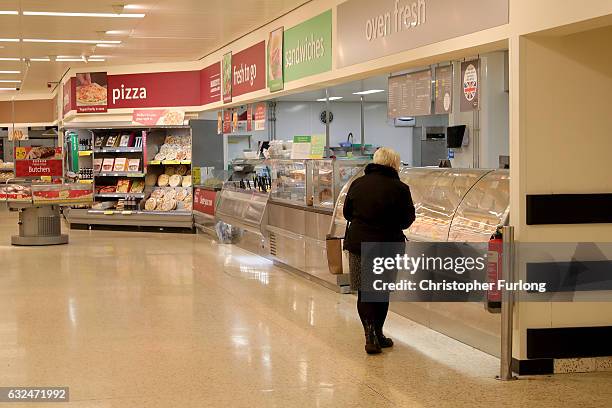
[
  {"x1": 434, "y1": 65, "x2": 453, "y2": 114},
  {"x1": 388, "y1": 70, "x2": 432, "y2": 118}
]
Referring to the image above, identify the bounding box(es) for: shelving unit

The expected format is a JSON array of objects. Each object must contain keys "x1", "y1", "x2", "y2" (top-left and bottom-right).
[{"x1": 65, "y1": 125, "x2": 194, "y2": 232}]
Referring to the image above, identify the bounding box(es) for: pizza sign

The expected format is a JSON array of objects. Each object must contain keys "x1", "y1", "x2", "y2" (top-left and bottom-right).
[{"x1": 460, "y1": 60, "x2": 480, "y2": 111}]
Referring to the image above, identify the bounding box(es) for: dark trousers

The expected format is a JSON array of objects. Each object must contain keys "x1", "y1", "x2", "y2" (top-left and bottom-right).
[{"x1": 357, "y1": 290, "x2": 390, "y2": 334}]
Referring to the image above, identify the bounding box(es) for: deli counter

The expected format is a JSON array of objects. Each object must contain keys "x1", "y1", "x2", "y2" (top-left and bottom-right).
[
  {"x1": 215, "y1": 158, "x2": 368, "y2": 291},
  {"x1": 330, "y1": 167, "x2": 510, "y2": 356}
]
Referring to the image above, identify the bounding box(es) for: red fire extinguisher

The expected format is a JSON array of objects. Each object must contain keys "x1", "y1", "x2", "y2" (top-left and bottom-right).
[{"x1": 486, "y1": 226, "x2": 503, "y2": 313}]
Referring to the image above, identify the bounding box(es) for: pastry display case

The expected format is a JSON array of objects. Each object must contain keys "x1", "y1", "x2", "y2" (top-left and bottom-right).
[
  {"x1": 311, "y1": 159, "x2": 368, "y2": 210},
  {"x1": 268, "y1": 159, "x2": 309, "y2": 206}
]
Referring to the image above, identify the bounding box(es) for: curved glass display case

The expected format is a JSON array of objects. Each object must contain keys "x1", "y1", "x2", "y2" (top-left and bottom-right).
[
  {"x1": 330, "y1": 167, "x2": 509, "y2": 243},
  {"x1": 312, "y1": 159, "x2": 368, "y2": 209}
]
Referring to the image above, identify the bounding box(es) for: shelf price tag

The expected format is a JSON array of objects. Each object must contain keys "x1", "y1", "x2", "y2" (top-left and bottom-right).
[
  {"x1": 164, "y1": 160, "x2": 180, "y2": 165},
  {"x1": 103, "y1": 210, "x2": 114, "y2": 215},
  {"x1": 15, "y1": 147, "x2": 27, "y2": 160}
]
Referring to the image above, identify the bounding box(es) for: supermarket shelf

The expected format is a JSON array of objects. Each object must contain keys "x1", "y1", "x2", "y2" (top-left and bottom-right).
[
  {"x1": 148, "y1": 160, "x2": 192, "y2": 165},
  {"x1": 78, "y1": 150, "x2": 93, "y2": 156},
  {"x1": 95, "y1": 172, "x2": 145, "y2": 178},
  {"x1": 95, "y1": 193, "x2": 145, "y2": 199},
  {"x1": 65, "y1": 207, "x2": 194, "y2": 230},
  {"x1": 94, "y1": 147, "x2": 143, "y2": 153}
]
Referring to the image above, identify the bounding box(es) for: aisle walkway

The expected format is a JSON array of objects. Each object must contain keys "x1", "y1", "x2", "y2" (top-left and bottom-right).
[{"x1": 0, "y1": 212, "x2": 611, "y2": 407}]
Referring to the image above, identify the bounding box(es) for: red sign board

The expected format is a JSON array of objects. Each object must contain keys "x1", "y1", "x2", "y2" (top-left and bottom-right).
[
  {"x1": 132, "y1": 109, "x2": 185, "y2": 126},
  {"x1": 107, "y1": 71, "x2": 200, "y2": 109},
  {"x1": 246, "y1": 104, "x2": 253, "y2": 132},
  {"x1": 254, "y1": 103, "x2": 266, "y2": 131},
  {"x1": 222, "y1": 110, "x2": 231, "y2": 134},
  {"x1": 194, "y1": 188, "x2": 216, "y2": 216},
  {"x1": 232, "y1": 41, "x2": 266, "y2": 97},
  {"x1": 14, "y1": 147, "x2": 63, "y2": 178},
  {"x1": 200, "y1": 62, "x2": 221, "y2": 105},
  {"x1": 62, "y1": 78, "x2": 74, "y2": 115}
]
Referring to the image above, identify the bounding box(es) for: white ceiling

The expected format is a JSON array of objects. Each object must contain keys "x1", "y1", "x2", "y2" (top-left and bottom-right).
[
  {"x1": 0, "y1": 0, "x2": 309, "y2": 96},
  {"x1": 275, "y1": 75, "x2": 390, "y2": 103}
]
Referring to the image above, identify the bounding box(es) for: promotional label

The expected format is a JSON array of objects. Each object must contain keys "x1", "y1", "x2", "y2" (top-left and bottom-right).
[
  {"x1": 14, "y1": 147, "x2": 63, "y2": 178},
  {"x1": 32, "y1": 186, "x2": 93, "y2": 204},
  {"x1": 107, "y1": 71, "x2": 200, "y2": 109},
  {"x1": 8, "y1": 127, "x2": 28, "y2": 141},
  {"x1": 222, "y1": 52, "x2": 232, "y2": 103},
  {"x1": 337, "y1": 0, "x2": 508, "y2": 68},
  {"x1": 217, "y1": 111, "x2": 223, "y2": 134},
  {"x1": 254, "y1": 103, "x2": 266, "y2": 131},
  {"x1": 460, "y1": 59, "x2": 480, "y2": 111},
  {"x1": 232, "y1": 41, "x2": 266, "y2": 97},
  {"x1": 268, "y1": 27, "x2": 284, "y2": 92},
  {"x1": 434, "y1": 65, "x2": 453, "y2": 114},
  {"x1": 283, "y1": 10, "x2": 332, "y2": 82},
  {"x1": 247, "y1": 104, "x2": 253, "y2": 132},
  {"x1": 223, "y1": 110, "x2": 232, "y2": 134},
  {"x1": 194, "y1": 187, "x2": 216, "y2": 216},
  {"x1": 200, "y1": 62, "x2": 221, "y2": 105},
  {"x1": 132, "y1": 109, "x2": 185, "y2": 126},
  {"x1": 76, "y1": 72, "x2": 108, "y2": 113}
]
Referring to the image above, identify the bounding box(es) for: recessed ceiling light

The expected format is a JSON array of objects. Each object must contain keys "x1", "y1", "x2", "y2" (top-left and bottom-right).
[
  {"x1": 0, "y1": 87, "x2": 17, "y2": 90},
  {"x1": 22, "y1": 11, "x2": 145, "y2": 18},
  {"x1": 23, "y1": 39, "x2": 121, "y2": 44},
  {"x1": 124, "y1": 4, "x2": 146, "y2": 10},
  {"x1": 0, "y1": 57, "x2": 20, "y2": 61},
  {"x1": 0, "y1": 79, "x2": 21, "y2": 83},
  {"x1": 353, "y1": 89, "x2": 385, "y2": 95},
  {"x1": 105, "y1": 30, "x2": 125, "y2": 35},
  {"x1": 316, "y1": 96, "x2": 343, "y2": 101},
  {"x1": 0, "y1": 38, "x2": 19, "y2": 42},
  {"x1": 29, "y1": 57, "x2": 51, "y2": 61},
  {"x1": 88, "y1": 59, "x2": 105, "y2": 62},
  {"x1": 0, "y1": 70, "x2": 20, "y2": 74},
  {"x1": 0, "y1": 11, "x2": 18, "y2": 15},
  {"x1": 95, "y1": 43, "x2": 119, "y2": 48},
  {"x1": 56, "y1": 58, "x2": 86, "y2": 62}
]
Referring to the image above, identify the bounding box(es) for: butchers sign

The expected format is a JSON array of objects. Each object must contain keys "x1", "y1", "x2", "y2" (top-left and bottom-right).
[
  {"x1": 14, "y1": 147, "x2": 63, "y2": 178},
  {"x1": 194, "y1": 187, "x2": 216, "y2": 216},
  {"x1": 232, "y1": 41, "x2": 266, "y2": 97}
]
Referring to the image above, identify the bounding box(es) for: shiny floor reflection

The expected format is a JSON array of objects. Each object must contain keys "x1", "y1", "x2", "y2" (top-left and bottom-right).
[{"x1": 0, "y1": 212, "x2": 611, "y2": 407}]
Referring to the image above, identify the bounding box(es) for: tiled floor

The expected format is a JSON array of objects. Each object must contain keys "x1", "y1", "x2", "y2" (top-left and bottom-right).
[{"x1": 0, "y1": 212, "x2": 611, "y2": 407}]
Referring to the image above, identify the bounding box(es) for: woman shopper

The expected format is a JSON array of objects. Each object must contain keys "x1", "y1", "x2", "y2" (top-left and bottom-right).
[{"x1": 343, "y1": 147, "x2": 416, "y2": 354}]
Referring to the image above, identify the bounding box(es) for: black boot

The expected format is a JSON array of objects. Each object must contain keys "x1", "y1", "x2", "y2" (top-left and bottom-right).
[
  {"x1": 376, "y1": 329, "x2": 394, "y2": 348},
  {"x1": 364, "y1": 321, "x2": 382, "y2": 354}
]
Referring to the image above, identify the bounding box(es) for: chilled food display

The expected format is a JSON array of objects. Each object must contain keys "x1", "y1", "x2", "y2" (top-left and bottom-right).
[
  {"x1": 0, "y1": 184, "x2": 32, "y2": 201},
  {"x1": 0, "y1": 161, "x2": 15, "y2": 182}
]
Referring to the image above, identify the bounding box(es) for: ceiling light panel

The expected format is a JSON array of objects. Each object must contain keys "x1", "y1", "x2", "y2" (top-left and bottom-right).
[
  {"x1": 0, "y1": 38, "x2": 19, "y2": 42},
  {"x1": 0, "y1": 11, "x2": 18, "y2": 15},
  {"x1": 22, "y1": 11, "x2": 145, "y2": 18},
  {"x1": 23, "y1": 39, "x2": 121, "y2": 44},
  {"x1": 0, "y1": 57, "x2": 20, "y2": 61},
  {"x1": 0, "y1": 79, "x2": 21, "y2": 83},
  {"x1": 316, "y1": 96, "x2": 343, "y2": 101},
  {"x1": 353, "y1": 89, "x2": 385, "y2": 95},
  {"x1": 0, "y1": 70, "x2": 20, "y2": 74}
]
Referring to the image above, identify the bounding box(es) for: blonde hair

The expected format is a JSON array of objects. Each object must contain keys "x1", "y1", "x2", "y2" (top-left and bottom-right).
[{"x1": 373, "y1": 147, "x2": 401, "y2": 171}]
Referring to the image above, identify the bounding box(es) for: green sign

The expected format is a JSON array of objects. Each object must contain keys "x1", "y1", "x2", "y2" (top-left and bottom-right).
[
  {"x1": 291, "y1": 134, "x2": 326, "y2": 159},
  {"x1": 69, "y1": 133, "x2": 79, "y2": 172},
  {"x1": 283, "y1": 10, "x2": 332, "y2": 82}
]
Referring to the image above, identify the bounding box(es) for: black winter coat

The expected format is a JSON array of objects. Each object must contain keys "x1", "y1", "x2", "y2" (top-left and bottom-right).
[{"x1": 343, "y1": 163, "x2": 416, "y2": 255}]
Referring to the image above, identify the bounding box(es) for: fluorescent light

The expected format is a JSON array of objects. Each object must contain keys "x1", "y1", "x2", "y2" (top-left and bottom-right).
[
  {"x1": 124, "y1": 4, "x2": 146, "y2": 10},
  {"x1": 0, "y1": 70, "x2": 20, "y2": 74},
  {"x1": 22, "y1": 11, "x2": 145, "y2": 18},
  {"x1": 23, "y1": 39, "x2": 121, "y2": 44},
  {"x1": 0, "y1": 57, "x2": 20, "y2": 61},
  {"x1": 105, "y1": 30, "x2": 125, "y2": 35},
  {"x1": 88, "y1": 59, "x2": 105, "y2": 62},
  {"x1": 56, "y1": 58, "x2": 86, "y2": 62},
  {"x1": 0, "y1": 11, "x2": 18, "y2": 15},
  {"x1": 0, "y1": 38, "x2": 19, "y2": 42},
  {"x1": 353, "y1": 89, "x2": 385, "y2": 95},
  {"x1": 0, "y1": 79, "x2": 21, "y2": 83},
  {"x1": 316, "y1": 96, "x2": 343, "y2": 101},
  {"x1": 29, "y1": 57, "x2": 51, "y2": 61},
  {"x1": 0, "y1": 87, "x2": 17, "y2": 90},
  {"x1": 95, "y1": 43, "x2": 119, "y2": 48}
]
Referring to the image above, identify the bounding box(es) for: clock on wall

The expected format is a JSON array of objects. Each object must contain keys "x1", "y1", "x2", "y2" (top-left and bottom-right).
[{"x1": 320, "y1": 110, "x2": 334, "y2": 124}]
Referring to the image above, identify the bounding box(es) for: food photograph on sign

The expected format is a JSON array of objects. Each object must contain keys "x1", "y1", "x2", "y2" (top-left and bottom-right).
[
  {"x1": 222, "y1": 52, "x2": 232, "y2": 102},
  {"x1": 76, "y1": 72, "x2": 108, "y2": 107},
  {"x1": 268, "y1": 27, "x2": 284, "y2": 91}
]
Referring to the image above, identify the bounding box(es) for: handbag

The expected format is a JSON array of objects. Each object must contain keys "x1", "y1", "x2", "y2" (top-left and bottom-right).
[{"x1": 326, "y1": 199, "x2": 349, "y2": 275}]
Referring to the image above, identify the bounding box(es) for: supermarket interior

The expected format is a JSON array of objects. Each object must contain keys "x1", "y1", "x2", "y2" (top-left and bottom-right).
[{"x1": 1, "y1": 0, "x2": 612, "y2": 406}]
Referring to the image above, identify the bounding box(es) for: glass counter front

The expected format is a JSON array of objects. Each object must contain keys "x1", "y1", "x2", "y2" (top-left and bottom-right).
[
  {"x1": 269, "y1": 159, "x2": 309, "y2": 206},
  {"x1": 312, "y1": 159, "x2": 368, "y2": 210}
]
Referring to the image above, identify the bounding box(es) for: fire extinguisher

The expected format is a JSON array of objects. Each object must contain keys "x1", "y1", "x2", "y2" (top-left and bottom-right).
[{"x1": 486, "y1": 226, "x2": 503, "y2": 313}]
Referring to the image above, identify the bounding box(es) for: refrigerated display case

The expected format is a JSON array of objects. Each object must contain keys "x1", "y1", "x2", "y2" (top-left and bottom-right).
[
  {"x1": 311, "y1": 158, "x2": 368, "y2": 209},
  {"x1": 328, "y1": 166, "x2": 510, "y2": 356},
  {"x1": 268, "y1": 159, "x2": 309, "y2": 206}
]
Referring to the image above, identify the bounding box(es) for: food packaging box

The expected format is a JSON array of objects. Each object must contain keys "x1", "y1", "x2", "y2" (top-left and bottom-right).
[
  {"x1": 93, "y1": 158, "x2": 103, "y2": 173},
  {"x1": 128, "y1": 159, "x2": 141, "y2": 172},
  {"x1": 113, "y1": 158, "x2": 128, "y2": 172},
  {"x1": 130, "y1": 180, "x2": 145, "y2": 193},
  {"x1": 102, "y1": 158, "x2": 115, "y2": 172},
  {"x1": 116, "y1": 179, "x2": 132, "y2": 193},
  {"x1": 106, "y1": 135, "x2": 119, "y2": 147},
  {"x1": 119, "y1": 134, "x2": 133, "y2": 147}
]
